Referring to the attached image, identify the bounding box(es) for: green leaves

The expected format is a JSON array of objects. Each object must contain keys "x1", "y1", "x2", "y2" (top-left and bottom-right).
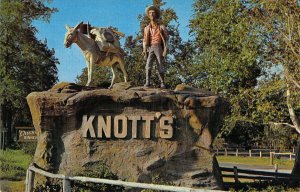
[{"x1": 0, "y1": 0, "x2": 58, "y2": 127}]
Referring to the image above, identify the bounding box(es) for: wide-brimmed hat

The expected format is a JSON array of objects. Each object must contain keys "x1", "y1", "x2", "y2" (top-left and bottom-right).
[{"x1": 145, "y1": 5, "x2": 161, "y2": 19}]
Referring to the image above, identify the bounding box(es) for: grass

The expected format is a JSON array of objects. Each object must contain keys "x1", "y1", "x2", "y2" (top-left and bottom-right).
[
  {"x1": 217, "y1": 156, "x2": 300, "y2": 191},
  {"x1": 217, "y1": 155, "x2": 294, "y2": 169},
  {"x1": 0, "y1": 180, "x2": 25, "y2": 192},
  {"x1": 0, "y1": 149, "x2": 32, "y2": 180}
]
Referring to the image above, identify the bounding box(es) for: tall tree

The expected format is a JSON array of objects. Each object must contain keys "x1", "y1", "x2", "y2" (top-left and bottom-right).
[
  {"x1": 189, "y1": 0, "x2": 265, "y2": 137},
  {"x1": 251, "y1": 0, "x2": 300, "y2": 174},
  {"x1": 190, "y1": 0, "x2": 300, "y2": 175},
  {"x1": 0, "y1": 0, "x2": 58, "y2": 146}
]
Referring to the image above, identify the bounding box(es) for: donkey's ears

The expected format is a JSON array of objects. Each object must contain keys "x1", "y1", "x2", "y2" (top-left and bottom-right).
[
  {"x1": 74, "y1": 21, "x2": 83, "y2": 31},
  {"x1": 65, "y1": 25, "x2": 71, "y2": 30}
]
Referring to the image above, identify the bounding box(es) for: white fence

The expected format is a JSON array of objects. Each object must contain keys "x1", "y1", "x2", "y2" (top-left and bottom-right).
[
  {"x1": 215, "y1": 148, "x2": 295, "y2": 160},
  {"x1": 26, "y1": 165, "x2": 225, "y2": 192}
]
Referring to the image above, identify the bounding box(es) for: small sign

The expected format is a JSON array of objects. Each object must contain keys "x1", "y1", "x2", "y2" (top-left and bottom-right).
[{"x1": 16, "y1": 127, "x2": 37, "y2": 142}]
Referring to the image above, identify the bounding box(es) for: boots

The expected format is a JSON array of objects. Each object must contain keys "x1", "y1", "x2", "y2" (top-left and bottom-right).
[
  {"x1": 144, "y1": 69, "x2": 151, "y2": 88},
  {"x1": 157, "y1": 72, "x2": 166, "y2": 89}
]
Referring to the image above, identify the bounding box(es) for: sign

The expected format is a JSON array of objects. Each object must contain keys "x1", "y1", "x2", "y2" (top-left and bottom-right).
[
  {"x1": 16, "y1": 127, "x2": 37, "y2": 142},
  {"x1": 81, "y1": 114, "x2": 174, "y2": 139}
]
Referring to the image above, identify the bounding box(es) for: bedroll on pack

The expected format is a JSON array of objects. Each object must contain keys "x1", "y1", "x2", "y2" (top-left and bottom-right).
[{"x1": 90, "y1": 28, "x2": 121, "y2": 53}]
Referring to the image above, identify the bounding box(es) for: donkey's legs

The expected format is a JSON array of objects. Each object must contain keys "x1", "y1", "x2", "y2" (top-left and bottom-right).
[
  {"x1": 86, "y1": 58, "x2": 94, "y2": 86},
  {"x1": 118, "y1": 58, "x2": 128, "y2": 83},
  {"x1": 109, "y1": 64, "x2": 117, "y2": 89},
  {"x1": 86, "y1": 60, "x2": 91, "y2": 86}
]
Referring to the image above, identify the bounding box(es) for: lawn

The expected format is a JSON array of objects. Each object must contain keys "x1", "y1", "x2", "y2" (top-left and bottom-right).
[
  {"x1": 217, "y1": 156, "x2": 294, "y2": 169},
  {"x1": 0, "y1": 149, "x2": 32, "y2": 180},
  {"x1": 0, "y1": 149, "x2": 33, "y2": 192}
]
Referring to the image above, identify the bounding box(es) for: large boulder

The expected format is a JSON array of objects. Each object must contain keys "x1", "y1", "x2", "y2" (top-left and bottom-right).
[{"x1": 27, "y1": 82, "x2": 228, "y2": 189}]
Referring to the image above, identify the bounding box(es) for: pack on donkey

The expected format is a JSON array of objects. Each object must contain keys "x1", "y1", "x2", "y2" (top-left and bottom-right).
[{"x1": 64, "y1": 21, "x2": 128, "y2": 88}]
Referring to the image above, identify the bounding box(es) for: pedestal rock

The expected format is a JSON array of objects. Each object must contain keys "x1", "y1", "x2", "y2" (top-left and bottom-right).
[{"x1": 27, "y1": 82, "x2": 229, "y2": 190}]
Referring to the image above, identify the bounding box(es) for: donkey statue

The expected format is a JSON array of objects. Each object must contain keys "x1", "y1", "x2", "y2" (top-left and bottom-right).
[{"x1": 64, "y1": 21, "x2": 128, "y2": 88}]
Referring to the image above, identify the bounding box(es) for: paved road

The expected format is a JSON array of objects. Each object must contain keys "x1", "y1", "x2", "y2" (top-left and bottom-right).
[{"x1": 219, "y1": 162, "x2": 292, "y2": 174}]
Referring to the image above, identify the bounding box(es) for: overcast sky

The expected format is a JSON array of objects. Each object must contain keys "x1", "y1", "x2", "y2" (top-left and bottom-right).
[{"x1": 34, "y1": 0, "x2": 194, "y2": 82}]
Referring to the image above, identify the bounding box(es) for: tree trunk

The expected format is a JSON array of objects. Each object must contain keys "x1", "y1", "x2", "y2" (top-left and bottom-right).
[
  {"x1": 2, "y1": 105, "x2": 13, "y2": 147},
  {"x1": 287, "y1": 85, "x2": 300, "y2": 174},
  {"x1": 0, "y1": 104, "x2": 6, "y2": 150},
  {"x1": 292, "y1": 137, "x2": 300, "y2": 175}
]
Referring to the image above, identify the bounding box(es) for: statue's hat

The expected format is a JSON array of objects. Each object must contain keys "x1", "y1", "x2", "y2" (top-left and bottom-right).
[{"x1": 145, "y1": 5, "x2": 161, "y2": 19}]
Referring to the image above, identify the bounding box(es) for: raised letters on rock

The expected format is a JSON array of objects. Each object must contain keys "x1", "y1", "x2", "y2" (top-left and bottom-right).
[{"x1": 81, "y1": 115, "x2": 173, "y2": 139}]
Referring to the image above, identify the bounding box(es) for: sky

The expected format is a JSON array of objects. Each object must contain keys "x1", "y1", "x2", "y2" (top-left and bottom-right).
[{"x1": 33, "y1": 0, "x2": 194, "y2": 82}]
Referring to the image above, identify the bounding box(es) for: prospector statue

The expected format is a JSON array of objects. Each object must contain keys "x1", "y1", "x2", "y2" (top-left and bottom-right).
[{"x1": 64, "y1": 21, "x2": 128, "y2": 88}]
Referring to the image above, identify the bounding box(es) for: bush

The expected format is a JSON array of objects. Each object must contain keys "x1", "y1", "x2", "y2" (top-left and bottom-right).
[{"x1": 71, "y1": 161, "x2": 125, "y2": 192}]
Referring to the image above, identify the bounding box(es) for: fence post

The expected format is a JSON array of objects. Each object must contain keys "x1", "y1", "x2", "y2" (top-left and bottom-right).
[
  {"x1": 274, "y1": 164, "x2": 278, "y2": 179},
  {"x1": 260, "y1": 151, "x2": 262, "y2": 158},
  {"x1": 236, "y1": 148, "x2": 238, "y2": 157},
  {"x1": 270, "y1": 152, "x2": 273, "y2": 165},
  {"x1": 290, "y1": 153, "x2": 292, "y2": 160},
  {"x1": 293, "y1": 147, "x2": 295, "y2": 153},
  {"x1": 225, "y1": 148, "x2": 228, "y2": 156},
  {"x1": 216, "y1": 149, "x2": 219, "y2": 156},
  {"x1": 26, "y1": 168, "x2": 35, "y2": 192},
  {"x1": 63, "y1": 177, "x2": 71, "y2": 192},
  {"x1": 234, "y1": 166, "x2": 239, "y2": 190},
  {"x1": 249, "y1": 150, "x2": 252, "y2": 157}
]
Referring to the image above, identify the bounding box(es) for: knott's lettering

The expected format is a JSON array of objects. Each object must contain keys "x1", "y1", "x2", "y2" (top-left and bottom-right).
[{"x1": 81, "y1": 115, "x2": 173, "y2": 139}]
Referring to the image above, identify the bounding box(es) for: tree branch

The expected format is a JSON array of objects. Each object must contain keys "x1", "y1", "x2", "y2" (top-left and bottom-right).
[
  {"x1": 267, "y1": 122, "x2": 300, "y2": 134},
  {"x1": 286, "y1": 84, "x2": 300, "y2": 133}
]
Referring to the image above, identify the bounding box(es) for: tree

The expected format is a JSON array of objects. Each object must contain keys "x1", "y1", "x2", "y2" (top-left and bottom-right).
[
  {"x1": 190, "y1": 0, "x2": 300, "y2": 175},
  {"x1": 0, "y1": 0, "x2": 58, "y2": 146},
  {"x1": 189, "y1": 0, "x2": 265, "y2": 141},
  {"x1": 250, "y1": 0, "x2": 300, "y2": 174}
]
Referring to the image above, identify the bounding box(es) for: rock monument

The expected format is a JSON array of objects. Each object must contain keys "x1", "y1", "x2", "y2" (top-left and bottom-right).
[{"x1": 27, "y1": 82, "x2": 228, "y2": 190}]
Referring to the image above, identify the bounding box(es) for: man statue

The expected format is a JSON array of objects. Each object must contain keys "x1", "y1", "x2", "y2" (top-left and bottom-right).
[{"x1": 143, "y1": 5, "x2": 168, "y2": 88}]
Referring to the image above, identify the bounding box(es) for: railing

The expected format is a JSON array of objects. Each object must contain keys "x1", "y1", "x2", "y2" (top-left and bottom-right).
[
  {"x1": 26, "y1": 165, "x2": 225, "y2": 192},
  {"x1": 220, "y1": 166, "x2": 300, "y2": 190}
]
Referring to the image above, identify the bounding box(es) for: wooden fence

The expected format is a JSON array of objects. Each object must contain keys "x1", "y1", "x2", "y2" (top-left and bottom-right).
[
  {"x1": 220, "y1": 166, "x2": 300, "y2": 190},
  {"x1": 215, "y1": 148, "x2": 295, "y2": 160},
  {"x1": 25, "y1": 165, "x2": 225, "y2": 192}
]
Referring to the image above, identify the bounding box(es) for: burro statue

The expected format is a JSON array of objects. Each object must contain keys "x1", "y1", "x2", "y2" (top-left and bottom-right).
[{"x1": 64, "y1": 21, "x2": 128, "y2": 88}]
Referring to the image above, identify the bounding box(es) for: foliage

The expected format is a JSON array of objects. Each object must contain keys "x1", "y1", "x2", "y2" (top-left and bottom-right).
[
  {"x1": 189, "y1": 0, "x2": 267, "y2": 146},
  {"x1": 141, "y1": 174, "x2": 174, "y2": 192},
  {"x1": 189, "y1": 0, "x2": 300, "y2": 152},
  {"x1": 33, "y1": 179, "x2": 62, "y2": 192},
  {"x1": 0, "y1": 0, "x2": 58, "y2": 145},
  {"x1": 16, "y1": 142, "x2": 37, "y2": 156},
  {"x1": 70, "y1": 161, "x2": 124, "y2": 192},
  {"x1": 0, "y1": 149, "x2": 32, "y2": 180},
  {"x1": 76, "y1": 67, "x2": 112, "y2": 87}
]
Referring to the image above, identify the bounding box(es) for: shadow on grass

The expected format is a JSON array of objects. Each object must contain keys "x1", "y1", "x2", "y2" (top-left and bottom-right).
[{"x1": 224, "y1": 180, "x2": 300, "y2": 192}]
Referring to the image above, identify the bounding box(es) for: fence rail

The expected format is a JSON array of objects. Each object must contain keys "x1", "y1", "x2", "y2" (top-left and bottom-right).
[
  {"x1": 215, "y1": 148, "x2": 295, "y2": 160},
  {"x1": 220, "y1": 166, "x2": 300, "y2": 190},
  {"x1": 26, "y1": 165, "x2": 225, "y2": 192}
]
